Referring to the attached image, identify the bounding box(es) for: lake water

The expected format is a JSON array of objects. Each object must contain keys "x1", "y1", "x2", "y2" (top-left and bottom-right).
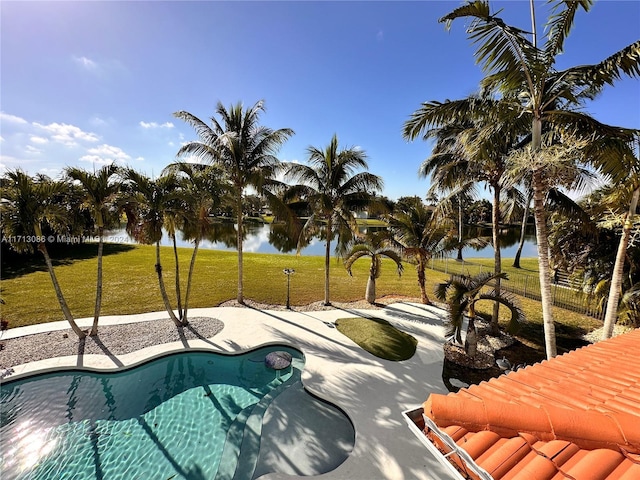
[{"x1": 106, "y1": 223, "x2": 538, "y2": 259}]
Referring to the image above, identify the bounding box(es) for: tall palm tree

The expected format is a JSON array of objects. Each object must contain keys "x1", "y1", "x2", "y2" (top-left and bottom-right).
[
  {"x1": 417, "y1": 0, "x2": 640, "y2": 359},
  {"x1": 0, "y1": 171, "x2": 86, "y2": 338},
  {"x1": 163, "y1": 162, "x2": 228, "y2": 323},
  {"x1": 407, "y1": 96, "x2": 525, "y2": 333},
  {"x1": 66, "y1": 165, "x2": 121, "y2": 336},
  {"x1": 386, "y1": 197, "x2": 478, "y2": 305},
  {"x1": 122, "y1": 169, "x2": 183, "y2": 326},
  {"x1": 285, "y1": 134, "x2": 383, "y2": 305},
  {"x1": 343, "y1": 231, "x2": 404, "y2": 304},
  {"x1": 435, "y1": 272, "x2": 524, "y2": 359},
  {"x1": 175, "y1": 100, "x2": 293, "y2": 304},
  {"x1": 601, "y1": 145, "x2": 640, "y2": 339}
]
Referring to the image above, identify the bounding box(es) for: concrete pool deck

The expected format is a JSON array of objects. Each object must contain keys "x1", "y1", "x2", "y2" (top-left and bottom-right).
[{"x1": 4, "y1": 303, "x2": 458, "y2": 480}]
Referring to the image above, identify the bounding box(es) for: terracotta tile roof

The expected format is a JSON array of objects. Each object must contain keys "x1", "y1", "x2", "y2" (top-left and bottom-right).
[{"x1": 421, "y1": 328, "x2": 640, "y2": 480}]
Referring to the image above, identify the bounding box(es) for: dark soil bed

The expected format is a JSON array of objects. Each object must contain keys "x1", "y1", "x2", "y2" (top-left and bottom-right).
[{"x1": 442, "y1": 337, "x2": 557, "y2": 392}]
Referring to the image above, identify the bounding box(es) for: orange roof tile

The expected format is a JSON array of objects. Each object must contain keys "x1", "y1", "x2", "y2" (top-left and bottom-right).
[{"x1": 421, "y1": 328, "x2": 640, "y2": 480}]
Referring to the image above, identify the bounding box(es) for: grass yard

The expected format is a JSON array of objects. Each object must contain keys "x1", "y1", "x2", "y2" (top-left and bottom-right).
[
  {"x1": 430, "y1": 256, "x2": 540, "y2": 276},
  {"x1": 1, "y1": 243, "x2": 425, "y2": 327},
  {"x1": 0, "y1": 243, "x2": 603, "y2": 359}
]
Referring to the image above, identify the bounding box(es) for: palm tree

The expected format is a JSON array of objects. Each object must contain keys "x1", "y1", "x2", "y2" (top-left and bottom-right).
[
  {"x1": 66, "y1": 165, "x2": 121, "y2": 336},
  {"x1": 175, "y1": 100, "x2": 293, "y2": 304},
  {"x1": 512, "y1": 175, "x2": 533, "y2": 269},
  {"x1": 435, "y1": 272, "x2": 524, "y2": 359},
  {"x1": 421, "y1": 1, "x2": 640, "y2": 359},
  {"x1": 343, "y1": 231, "x2": 404, "y2": 304},
  {"x1": 285, "y1": 134, "x2": 383, "y2": 305},
  {"x1": 601, "y1": 146, "x2": 640, "y2": 339},
  {"x1": 163, "y1": 162, "x2": 228, "y2": 323},
  {"x1": 386, "y1": 197, "x2": 475, "y2": 305},
  {"x1": 0, "y1": 171, "x2": 86, "y2": 338},
  {"x1": 122, "y1": 169, "x2": 183, "y2": 326},
  {"x1": 406, "y1": 96, "x2": 524, "y2": 332}
]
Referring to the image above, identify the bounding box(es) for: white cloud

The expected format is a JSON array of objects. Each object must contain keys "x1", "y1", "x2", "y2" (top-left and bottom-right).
[
  {"x1": 0, "y1": 112, "x2": 28, "y2": 124},
  {"x1": 33, "y1": 122, "x2": 99, "y2": 146},
  {"x1": 30, "y1": 136, "x2": 49, "y2": 144},
  {"x1": 0, "y1": 154, "x2": 34, "y2": 168},
  {"x1": 0, "y1": 136, "x2": 4, "y2": 142},
  {"x1": 79, "y1": 155, "x2": 114, "y2": 166},
  {"x1": 73, "y1": 56, "x2": 98, "y2": 71},
  {"x1": 376, "y1": 30, "x2": 384, "y2": 42},
  {"x1": 25, "y1": 145, "x2": 42, "y2": 155},
  {"x1": 39, "y1": 167, "x2": 63, "y2": 177},
  {"x1": 79, "y1": 144, "x2": 131, "y2": 165},
  {"x1": 134, "y1": 156, "x2": 144, "y2": 162},
  {"x1": 90, "y1": 116, "x2": 109, "y2": 127},
  {"x1": 168, "y1": 141, "x2": 175, "y2": 147},
  {"x1": 140, "y1": 121, "x2": 174, "y2": 129}
]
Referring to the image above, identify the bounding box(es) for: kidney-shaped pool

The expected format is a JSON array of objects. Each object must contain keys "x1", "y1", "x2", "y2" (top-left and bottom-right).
[{"x1": 0, "y1": 345, "x2": 354, "y2": 480}]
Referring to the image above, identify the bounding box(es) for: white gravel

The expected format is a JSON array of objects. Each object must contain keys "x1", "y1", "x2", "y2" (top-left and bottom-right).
[
  {"x1": 582, "y1": 324, "x2": 634, "y2": 344},
  {"x1": 0, "y1": 316, "x2": 224, "y2": 369}
]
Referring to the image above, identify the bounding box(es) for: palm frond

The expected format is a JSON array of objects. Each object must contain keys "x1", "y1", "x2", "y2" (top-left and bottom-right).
[
  {"x1": 543, "y1": 0, "x2": 593, "y2": 62},
  {"x1": 343, "y1": 247, "x2": 371, "y2": 275},
  {"x1": 476, "y1": 291, "x2": 526, "y2": 334},
  {"x1": 439, "y1": 1, "x2": 537, "y2": 94}
]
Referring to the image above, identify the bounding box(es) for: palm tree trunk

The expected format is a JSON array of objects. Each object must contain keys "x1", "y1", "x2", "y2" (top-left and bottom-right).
[
  {"x1": 183, "y1": 241, "x2": 200, "y2": 325},
  {"x1": 417, "y1": 259, "x2": 431, "y2": 305},
  {"x1": 155, "y1": 241, "x2": 181, "y2": 326},
  {"x1": 465, "y1": 315, "x2": 478, "y2": 358},
  {"x1": 324, "y1": 218, "x2": 332, "y2": 306},
  {"x1": 602, "y1": 186, "x2": 639, "y2": 340},
  {"x1": 491, "y1": 185, "x2": 502, "y2": 333},
  {"x1": 38, "y1": 242, "x2": 86, "y2": 338},
  {"x1": 236, "y1": 193, "x2": 244, "y2": 304},
  {"x1": 457, "y1": 201, "x2": 464, "y2": 261},
  {"x1": 90, "y1": 226, "x2": 104, "y2": 336},
  {"x1": 532, "y1": 170, "x2": 557, "y2": 359},
  {"x1": 513, "y1": 189, "x2": 532, "y2": 268},
  {"x1": 172, "y1": 234, "x2": 183, "y2": 321},
  {"x1": 531, "y1": 114, "x2": 557, "y2": 359},
  {"x1": 366, "y1": 260, "x2": 376, "y2": 303}
]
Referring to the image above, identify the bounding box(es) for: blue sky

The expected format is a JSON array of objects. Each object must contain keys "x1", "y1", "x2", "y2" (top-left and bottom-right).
[{"x1": 1, "y1": 1, "x2": 638, "y2": 201}]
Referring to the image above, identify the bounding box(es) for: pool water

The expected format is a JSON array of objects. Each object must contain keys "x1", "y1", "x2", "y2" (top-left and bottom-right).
[{"x1": 0, "y1": 346, "x2": 309, "y2": 480}]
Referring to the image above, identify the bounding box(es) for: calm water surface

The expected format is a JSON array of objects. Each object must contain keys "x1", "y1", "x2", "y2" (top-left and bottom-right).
[
  {"x1": 107, "y1": 223, "x2": 538, "y2": 259},
  {"x1": 1, "y1": 346, "x2": 353, "y2": 480}
]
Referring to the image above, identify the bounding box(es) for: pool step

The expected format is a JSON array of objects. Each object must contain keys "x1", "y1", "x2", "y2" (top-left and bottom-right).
[
  {"x1": 236, "y1": 379, "x2": 303, "y2": 480},
  {"x1": 214, "y1": 369, "x2": 300, "y2": 480}
]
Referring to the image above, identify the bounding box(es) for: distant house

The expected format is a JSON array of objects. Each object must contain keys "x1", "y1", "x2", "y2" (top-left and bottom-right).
[{"x1": 405, "y1": 328, "x2": 640, "y2": 480}]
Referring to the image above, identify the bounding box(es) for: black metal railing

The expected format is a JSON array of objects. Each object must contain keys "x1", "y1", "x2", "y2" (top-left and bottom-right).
[{"x1": 428, "y1": 257, "x2": 606, "y2": 320}]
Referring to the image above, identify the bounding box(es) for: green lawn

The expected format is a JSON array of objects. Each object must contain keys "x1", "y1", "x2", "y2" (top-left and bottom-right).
[
  {"x1": 0, "y1": 243, "x2": 425, "y2": 327},
  {"x1": 430, "y1": 256, "x2": 540, "y2": 277},
  {"x1": 335, "y1": 317, "x2": 418, "y2": 361},
  {"x1": 0, "y1": 243, "x2": 602, "y2": 358}
]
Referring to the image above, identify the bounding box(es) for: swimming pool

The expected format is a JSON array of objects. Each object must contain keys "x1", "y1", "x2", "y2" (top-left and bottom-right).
[{"x1": 0, "y1": 345, "x2": 354, "y2": 479}]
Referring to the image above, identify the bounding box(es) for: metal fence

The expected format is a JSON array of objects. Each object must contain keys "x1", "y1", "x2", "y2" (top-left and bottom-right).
[{"x1": 428, "y1": 257, "x2": 606, "y2": 320}]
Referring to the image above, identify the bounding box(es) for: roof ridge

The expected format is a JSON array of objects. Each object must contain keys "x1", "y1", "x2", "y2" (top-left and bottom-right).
[{"x1": 424, "y1": 394, "x2": 640, "y2": 452}]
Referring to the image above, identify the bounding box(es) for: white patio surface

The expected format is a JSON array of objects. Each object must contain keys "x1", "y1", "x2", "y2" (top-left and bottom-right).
[{"x1": 4, "y1": 302, "x2": 458, "y2": 480}]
